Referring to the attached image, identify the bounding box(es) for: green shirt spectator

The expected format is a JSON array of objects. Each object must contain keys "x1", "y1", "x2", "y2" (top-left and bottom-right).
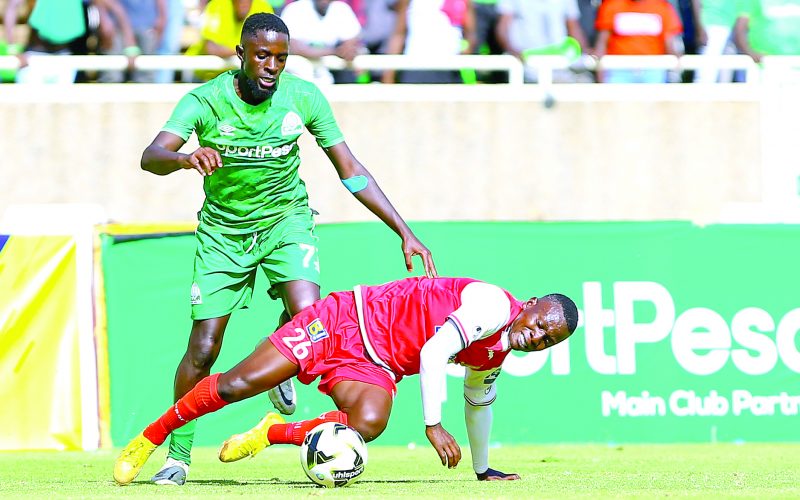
[{"x1": 735, "y1": 0, "x2": 800, "y2": 60}]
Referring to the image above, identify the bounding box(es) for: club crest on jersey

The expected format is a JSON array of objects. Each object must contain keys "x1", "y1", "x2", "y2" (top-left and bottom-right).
[
  {"x1": 190, "y1": 283, "x2": 202, "y2": 305},
  {"x1": 218, "y1": 124, "x2": 236, "y2": 136},
  {"x1": 306, "y1": 319, "x2": 328, "y2": 342},
  {"x1": 281, "y1": 112, "x2": 303, "y2": 136}
]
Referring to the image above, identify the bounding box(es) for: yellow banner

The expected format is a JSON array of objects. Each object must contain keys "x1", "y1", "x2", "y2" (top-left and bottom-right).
[{"x1": 0, "y1": 235, "x2": 83, "y2": 450}]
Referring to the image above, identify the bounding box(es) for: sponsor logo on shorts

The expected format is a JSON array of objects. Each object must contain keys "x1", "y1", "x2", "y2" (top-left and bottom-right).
[
  {"x1": 281, "y1": 112, "x2": 303, "y2": 136},
  {"x1": 191, "y1": 283, "x2": 202, "y2": 305},
  {"x1": 306, "y1": 318, "x2": 328, "y2": 342}
]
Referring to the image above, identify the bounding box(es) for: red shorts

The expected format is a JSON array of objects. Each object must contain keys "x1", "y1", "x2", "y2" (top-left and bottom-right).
[{"x1": 269, "y1": 291, "x2": 397, "y2": 398}]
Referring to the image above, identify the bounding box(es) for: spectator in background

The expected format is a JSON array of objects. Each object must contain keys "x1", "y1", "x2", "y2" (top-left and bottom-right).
[
  {"x1": 185, "y1": 0, "x2": 274, "y2": 81},
  {"x1": 495, "y1": 0, "x2": 591, "y2": 83},
  {"x1": 348, "y1": 0, "x2": 398, "y2": 82},
  {"x1": 578, "y1": 0, "x2": 599, "y2": 47},
  {"x1": 3, "y1": 0, "x2": 87, "y2": 84},
  {"x1": 270, "y1": 0, "x2": 288, "y2": 14},
  {"x1": 3, "y1": 0, "x2": 138, "y2": 84},
  {"x1": 734, "y1": 0, "x2": 800, "y2": 68},
  {"x1": 97, "y1": 0, "x2": 167, "y2": 82},
  {"x1": 154, "y1": 0, "x2": 185, "y2": 82},
  {"x1": 382, "y1": 0, "x2": 477, "y2": 84},
  {"x1": 594, "y1": 0, "x2": 684, "y2": 83},
  {"x1": 472, "y1": 0, "x2": 505, "y2": 83},
  {"x1": 357, "y1": 0, "x2": 397, "y2": 56},
  {"x1": 690, "y1": 0, "x2": 741, "y2": 83},
  {"x1": 279, "y1": 0, "x2": 364, "y2": 84}
]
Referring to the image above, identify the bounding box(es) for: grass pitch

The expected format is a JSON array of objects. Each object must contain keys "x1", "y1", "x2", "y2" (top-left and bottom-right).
[{"x1": 1, "y1": 443, "x2": 798, "y2": 499}]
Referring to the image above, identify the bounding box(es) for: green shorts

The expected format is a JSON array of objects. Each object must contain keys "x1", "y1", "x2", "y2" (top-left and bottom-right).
[{"x1": 190, "y1": 210, "x2": 320, "y2": 320}]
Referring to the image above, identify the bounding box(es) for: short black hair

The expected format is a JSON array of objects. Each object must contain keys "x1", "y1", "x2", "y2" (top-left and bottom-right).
[
  {"x1": 241, "y1": 12, "x2": 290, "y2": 42},
  {"x1": 541, "y1": 293, "x2": 579, "y2": 334}
]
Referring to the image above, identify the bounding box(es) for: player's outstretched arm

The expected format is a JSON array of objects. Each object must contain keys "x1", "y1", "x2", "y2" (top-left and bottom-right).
[
  {"x1": 419, "y1": 321, "x2": 466, "y2": 468},
  {"x1": 324, "y1": 142, "x2": 437, "y2": 278},
  {"x1": 476, "y1": 468, "x2": 521, "y2": 481},
  {"x1": 141, "y1": 131, "x2": 221, "y2": 177}
]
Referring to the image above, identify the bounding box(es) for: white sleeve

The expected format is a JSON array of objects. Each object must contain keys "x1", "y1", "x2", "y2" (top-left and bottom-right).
[
  {"x1": 496, "y1": 0, "x2": 514, "y2": 16},
  {"x1": 565, "y1": 0, "x2": 580, "y2": 20},
  {"x1": 464, "y1": 367, "x2": 501, "y2": 474},
  {"x1": 419, "y1": 319, "x2": 464, "y2": 426},
  {"x1": 332, "y1": 2, "x2": 362, "y2": 41},
  {"x1": 448, "y1": 282, "x2": 511, "y2": 348},
  {"x1": 278, "y1": 5, "x2": 302, "y2": 35}
]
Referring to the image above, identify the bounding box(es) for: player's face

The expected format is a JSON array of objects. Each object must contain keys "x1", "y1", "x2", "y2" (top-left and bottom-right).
[
  {"x1": 236, "y1": 30, "x2": 289, "y2": 102},
  {"x1": 507, "y1": 298, "x2": 570, "y2": 352}
]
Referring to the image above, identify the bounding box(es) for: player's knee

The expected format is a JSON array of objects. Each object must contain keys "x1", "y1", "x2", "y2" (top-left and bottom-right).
[
  {"x1": 187, "y1": 342, "x2": 219, "y2": 371},
  {"x1": 348, "y1": 410, "x2": 388, "y2": 442}
]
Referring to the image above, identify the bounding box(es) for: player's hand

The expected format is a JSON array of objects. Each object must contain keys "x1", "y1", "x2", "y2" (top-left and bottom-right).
[
  {"x1": 184, "y1": 147, "x2": 222, "y2": 176},
  {"x1": 476, "y1": 467, "x2": 521, "y2": 481},
  {"x1": 425, "y1": 423, "x2": 461, "y2": 468},
  {"x1": 402, "y1": 235, "x2": 437, "y2": 278}
]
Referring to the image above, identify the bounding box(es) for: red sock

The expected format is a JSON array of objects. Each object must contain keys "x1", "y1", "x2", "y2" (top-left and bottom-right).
[
  {"x1": 267, "y1": 410, "x2": 348, "y2": 446},
  {"x1": 143, "y1": 373, "x2": 228, "y2": 445}
]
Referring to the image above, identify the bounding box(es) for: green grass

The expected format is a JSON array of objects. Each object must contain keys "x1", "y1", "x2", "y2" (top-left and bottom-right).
[{"x1": 2, "y1": 444, "x2": 799, "y2": 499}]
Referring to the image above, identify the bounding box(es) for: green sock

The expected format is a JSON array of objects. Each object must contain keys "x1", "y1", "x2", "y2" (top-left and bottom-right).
[{"x1": 167, "y1": 420, "x2": 196, "y2": 465}]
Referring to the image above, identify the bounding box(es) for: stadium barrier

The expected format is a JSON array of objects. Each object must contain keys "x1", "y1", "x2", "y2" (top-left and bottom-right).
[
  {"x1": 1, "y1": 53, "x2": 797, "y2": 86},
  {"x1": 5, "y1": 80, "x2": 800, "y2": 225}
]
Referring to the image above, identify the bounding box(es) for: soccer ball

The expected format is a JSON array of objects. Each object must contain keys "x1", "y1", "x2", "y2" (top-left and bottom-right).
[{"x1": 300, "y1": 422, "x2": 368, "y2": 488}]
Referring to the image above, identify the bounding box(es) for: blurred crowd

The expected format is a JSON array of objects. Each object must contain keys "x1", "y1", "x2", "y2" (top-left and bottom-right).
[{"x1": 1, "y1": 0, "x2": 799, "y2": 84}]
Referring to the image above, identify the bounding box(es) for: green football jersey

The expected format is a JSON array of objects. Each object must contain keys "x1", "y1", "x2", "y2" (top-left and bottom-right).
[
  {"x1": 162, "y1": 70, "x2": 344, "y2": 234},
  {"x1": 700, "y1": 0, "x2": 741, "y2": 27},
  {"x1": 738, "y1": 0, "x2": 800, "y2": 56}
]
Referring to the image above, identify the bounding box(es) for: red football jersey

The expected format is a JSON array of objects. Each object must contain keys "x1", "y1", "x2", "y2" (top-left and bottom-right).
[
  {"x1": 451, "y1": 333, "x2": 511, "y2": 371},
  {"x1": 354, "y1": 277, "x2": 524, "y2": 381}
]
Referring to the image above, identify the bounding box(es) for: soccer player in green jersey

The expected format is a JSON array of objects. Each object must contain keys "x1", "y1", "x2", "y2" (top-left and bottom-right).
[{"x1": 139, "y1": 12, "x2": 437, "y2": 485}]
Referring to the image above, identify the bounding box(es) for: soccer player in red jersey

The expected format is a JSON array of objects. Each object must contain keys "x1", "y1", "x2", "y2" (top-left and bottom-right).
[{"x1": 114, "y1": 276, "x2": 579, "y2": 485}]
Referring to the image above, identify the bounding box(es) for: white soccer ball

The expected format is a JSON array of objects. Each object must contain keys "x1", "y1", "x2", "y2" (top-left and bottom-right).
[{"x1": 300, "y1": 422, "x2": 368, "y2": 488}]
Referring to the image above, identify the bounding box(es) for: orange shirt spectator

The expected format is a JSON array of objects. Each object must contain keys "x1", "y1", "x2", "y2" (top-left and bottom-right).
[{"x1": 595, "y1": 0, "x2": 683, "y2": 56}]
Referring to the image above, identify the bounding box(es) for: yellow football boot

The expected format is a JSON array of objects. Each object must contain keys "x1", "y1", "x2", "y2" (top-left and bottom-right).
[
  {"x1": 218, "y1": 412, "x2": 285, "y2": 462},
  {"x1": 113, "y1": 433, "x2": 158, "y2": 485}
]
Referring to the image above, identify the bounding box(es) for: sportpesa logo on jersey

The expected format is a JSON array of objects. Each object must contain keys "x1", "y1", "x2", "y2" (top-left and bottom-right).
[{"x1": 219, "y1": 142, "x2": 296, "y2": 159}]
